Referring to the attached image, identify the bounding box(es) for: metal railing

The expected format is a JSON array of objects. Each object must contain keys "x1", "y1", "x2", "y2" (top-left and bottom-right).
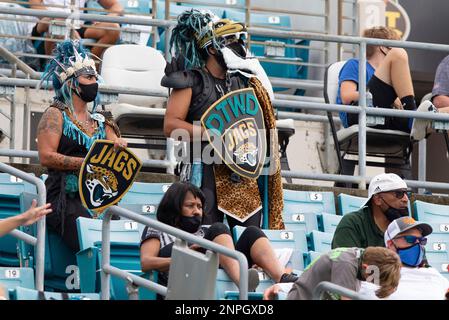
[
  {"x1": 101, "y1": 206, "x2": 250, "y2": 300},
  {"x1": 0, "y1": 162, "x2": 46, "y2": 291},
  {"x1": 313, "y1": 281, "x2": 370, "y2": 300}
]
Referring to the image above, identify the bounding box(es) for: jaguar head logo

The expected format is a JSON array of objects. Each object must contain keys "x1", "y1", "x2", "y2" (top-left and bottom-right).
[
  {"x1": 84, "y1": 164, "x2": 118, "y2": 207},
  {"x1": 233, "y1": 142, "x2": 258, "y2": 167}
]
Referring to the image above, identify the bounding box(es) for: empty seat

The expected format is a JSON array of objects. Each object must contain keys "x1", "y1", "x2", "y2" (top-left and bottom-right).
[
  {"x1": 0, "y1": 267, "x2": 35, "y2": 295},
  {"x1": 12, "y1": 286, "x2": 100, "y2": 300},
  {"x1": 283, "y1": 189, "x2": 336, "y2": 232},
  {"x1": 413, "y1": 200, "x2": 449, "y2": 279},
  {"x1": 303, "y1": 250, "x2": 324, "y2": 268},
  {"x1": 337, "y1": 193, "x2": 367, "y2": 215},
  {"x1": 76, "y1": 216, "x2": 154, "y2": 300},
  {"x1": 119, "y1": 182, "x2": 171, "y2": 207},
  {"x1": 117, "y1": 203, "x2": 158, "y2": 219},
  {"x1": 0, "y1": 173, "x2": 36, "y2": 195},
  {"x1": 308, "y1": 230, "x2": 333, "y2": 253},
  {"x1": 233, "y1": 226, "x2": 307, "y2": 271},
  {"x1": 317, "y1": 213, "x2": 342, "y2": 233}
]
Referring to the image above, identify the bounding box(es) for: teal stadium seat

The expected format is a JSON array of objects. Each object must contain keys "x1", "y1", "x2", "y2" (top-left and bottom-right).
[
  {"x1": 223, "y1": 9, "x2": 309, "y2": 93},
  {"x1": 308, "y1": 230, "x2": 332, "y2": 253},
  {"x1": 317, "y1": 212, "x2": 342, "y2": 233},
  {"x1": 282, "y1": 189, "x2": 336, "y2": 232},
  {"x1": 119, "y1": 182, "x2": 171, "y2": 207},
  {"x1": 337, "y1": 193, "x2": 367, "y2": 215},
  {"x1": 12, "y1": 286, "x2": 100, "y2": 300},
  {"x1": 303, "y1": 250, "x2": 324, "y2": 268},
  {"x1": 0, "y1": 174, "x2": 38, "y2": 266},
  {"x1": 117, "y1": 203, "x2": 158, "y2": 219},
  {"x1": 0, "y1": 267, "x2": 35, "y2": 297},
  {"x1": 413, "y1": 200, "x2": 449, "y2": 279},
  {"x1": 232, "y1": 225, "x2": 307, "y2": 270},
  {"x1": 76, "y1": 216, "x2": 155, "y2": 299}
]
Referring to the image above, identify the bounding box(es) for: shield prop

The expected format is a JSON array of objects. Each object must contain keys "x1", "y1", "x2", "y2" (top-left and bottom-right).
[
  {"x1": 201, "y1": 88, "x2": 266, "y2": 179},
  {"x1": 79, "y1": 139, "x2": 142, "y2": 213}
]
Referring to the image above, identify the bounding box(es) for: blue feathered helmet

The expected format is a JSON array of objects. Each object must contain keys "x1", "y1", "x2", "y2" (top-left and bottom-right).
[{"x1": 40, "y1": 39, "x2": 101, "y2": 112}]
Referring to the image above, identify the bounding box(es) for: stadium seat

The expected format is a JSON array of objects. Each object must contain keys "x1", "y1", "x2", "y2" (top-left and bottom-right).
[
  {"x1": 116, "y1": 203, "x2": 158, "y2": 219},
  {"x1": 119, "y1": 182, "x2": 170, "y2": 206},
  {"x1": 413, "y1": 200, "x2": 449, "y2": 278},
  {"x1": 76, "y1": 216, "x2": 155, "y2": 300},
  {"x1": 324, "y1": 61, "x2": 413, "y2": 178},
  {"x1": 283, "y1": 189, "x2": 336, "y2": 232},
  {"x1": 11, "y1": 286, "x2": 100, "y2": 300},
  {"x1": 0, "y1": 267, "x2": 35, "y2": 297},
  {"x1": 308, "y1": 230, "x2": 333, "y2": 253},
  {"x1": 0, "y1": 190, "x2": 38, "y2": 266},
  {"x1": 337, "y1": 193, "x2": 367, "y2": 215},
  {"x1": 100, "y1": 44, "x2": 167, "y2": 141},
  {"x1": 0, "y1": 173, "x2": 36, "y2": 196},
  {"x1": 232, "y1": 225, "x2": 307, "y2": 271},
  {"x1": 303, "y1": 250, "x2": 324, "y2": 268},
  {"x1": 223, "y1": 9, "x2": 309, "y2": 93},
  {"x1": 317, "y1": 212, "x2": 342, "y2": 233}
]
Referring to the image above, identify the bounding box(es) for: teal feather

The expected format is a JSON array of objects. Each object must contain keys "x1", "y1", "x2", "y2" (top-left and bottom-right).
[{"x1": 62, "y1": 112, "x2": 106, "y2": 150}]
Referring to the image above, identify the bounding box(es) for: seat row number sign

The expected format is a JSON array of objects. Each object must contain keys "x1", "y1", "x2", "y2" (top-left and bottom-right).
[
  {"x1": 5, "y1": 269, "x2": 20, "y2": 279},
  {"x1": 280, "y1": 232, "x2": 294, "y2": 240}
]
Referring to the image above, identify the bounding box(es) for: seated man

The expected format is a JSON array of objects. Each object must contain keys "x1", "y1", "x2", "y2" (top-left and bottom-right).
[
  {"x1": 358, "y1": 216, "x2": 449, "y2": 299},
  {"x1": 332, "y1": 173, "x2": 410, "y2": 249},
  {"x1": 263, "y1": 217, "x2": 449, "y2": 300},
  {"x1": 263, "y1": 247, "x2": 401, "y2": 300},
  {"x1": 29, "y1": 0, "x2": 122, "y2": 58},
  {"x1": 337, "y1": 26, "x2": 416, "y2": 133},
  {"x1": 410, "y1": 54, "x2": 449, "y2": 141}
]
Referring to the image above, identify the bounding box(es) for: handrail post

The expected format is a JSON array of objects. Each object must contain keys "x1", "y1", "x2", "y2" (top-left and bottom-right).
[
  {"x1": 0, "y1": 162, "x2": 46, "y2": 291},
  {"x1": 358, "y1": 41, "x2": 367, "y2": 190},
  {"x1": 100, "y1": 211, "x2": 112, "y2": 300}
]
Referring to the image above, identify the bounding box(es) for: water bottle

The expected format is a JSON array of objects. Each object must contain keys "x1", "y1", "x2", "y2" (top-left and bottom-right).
[{"x1": 190, "y1": 158, "x2": 203, "y2": 188}]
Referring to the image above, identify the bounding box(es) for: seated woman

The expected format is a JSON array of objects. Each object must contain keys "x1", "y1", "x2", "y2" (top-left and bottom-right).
[{"x1": 140, "y1": 182, "x2": 296, "y2": 298}]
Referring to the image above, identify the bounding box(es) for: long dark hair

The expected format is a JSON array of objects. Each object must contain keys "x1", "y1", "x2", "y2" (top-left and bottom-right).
[{"x1": 157, "y1": 182, "x2": 206, "y2": 228}]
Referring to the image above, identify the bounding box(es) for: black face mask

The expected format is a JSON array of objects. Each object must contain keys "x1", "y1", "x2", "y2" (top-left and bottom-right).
[
  {"x1": 178, "y1": 215, "x2": 202, "y2": 233},
  {"x1": 214, "y1": 50, "x2": 228, "y2": 70},
  {"x1": 76, "y1": 82, "x2": 98, "y2": 103}
]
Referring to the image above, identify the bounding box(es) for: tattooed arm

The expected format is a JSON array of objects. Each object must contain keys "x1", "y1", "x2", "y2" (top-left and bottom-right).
[{"x1": 37, "y1": 107, "x2": 84, "y2": 170}]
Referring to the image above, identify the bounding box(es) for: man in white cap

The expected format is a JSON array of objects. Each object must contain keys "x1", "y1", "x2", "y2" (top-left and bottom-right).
[{"x1": 332, "y1": 173, "x2": 409, "y2": 248}]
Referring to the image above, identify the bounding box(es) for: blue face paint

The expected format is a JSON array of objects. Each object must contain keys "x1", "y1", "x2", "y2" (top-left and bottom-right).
[{"x1": 396, "y1": 243, "x2": 424, "y2": 267}]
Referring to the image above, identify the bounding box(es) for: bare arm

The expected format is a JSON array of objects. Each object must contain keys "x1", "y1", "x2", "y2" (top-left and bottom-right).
[
  {"x1": 340, "y1": 81, "x2": 359, "y2": 105},
  {"x1": 164, "y1": 88, "x2": 203, "y2": 139},
  {"x1": 105, "y1": 124, "x2": 127, "y2": 150},
  {"x1": 37, "y1": 107, "x2": 84, "y2": 170},
  {"x1": 433, "y1": 95, "x2": 449, "y2": 109},
  {"x1": 29, "y1": 0, "x2": 45, "y2": 9},
  {"x1": 140, "y1": 238, "x2": 171, "y2": 273},
  {"x1": 0, "y1": 200, "x2": 52, "y2": 237},
  {"x1": 98, "y1": 0, "x2": 124, "y2": 16}
]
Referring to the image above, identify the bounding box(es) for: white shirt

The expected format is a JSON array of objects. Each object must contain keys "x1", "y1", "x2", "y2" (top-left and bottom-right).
[
  {"x1": 276, "y1": 267, "x2": 449, "y2": 300},
  {"x1": 359, "y1": 267, "x2": 449, "y2": 300}
]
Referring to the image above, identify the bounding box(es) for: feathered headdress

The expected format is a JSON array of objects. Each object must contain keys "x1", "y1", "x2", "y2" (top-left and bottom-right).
[{"x1": 39, "y1": 40, "x2": 100, "y2": 112}]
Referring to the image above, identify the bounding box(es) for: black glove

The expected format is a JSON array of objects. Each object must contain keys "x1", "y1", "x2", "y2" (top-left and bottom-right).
[{"x1": 164, "y1": 55, "x2": 186, "y2": 76}]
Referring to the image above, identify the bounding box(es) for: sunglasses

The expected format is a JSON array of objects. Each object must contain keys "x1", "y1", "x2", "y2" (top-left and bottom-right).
[
  {"x1": 386, "y1": 190, "x2": 409, "y2": 199},
  {"x1": 395, "y1": 235, "x2": 427, "y2": 245}
]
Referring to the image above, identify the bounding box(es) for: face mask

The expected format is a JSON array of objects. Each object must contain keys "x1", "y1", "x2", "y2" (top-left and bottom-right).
[
  {"x1": 383, "y1": 207, "x2": 409, "y2": 222},
  {"x1": 379, "y1": 197, "x2": 409, "y2": 222},
  {"x1": 178, "y1": 215, "x2": 202, "y2": 233},
  {"x1": 76, "y1": 82, "x2": 98, "y2": 102},
  {"x1": 396, "y1": 243, "x2": 424, "y2": 267}
]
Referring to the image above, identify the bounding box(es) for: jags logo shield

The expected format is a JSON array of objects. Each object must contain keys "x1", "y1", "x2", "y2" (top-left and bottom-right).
[
  {"x1": 201, "y1": 88, "x2": 266, "y2": 179},
  {"x1": 79, "y1": 140, "x2": 142, "y2": 214}
]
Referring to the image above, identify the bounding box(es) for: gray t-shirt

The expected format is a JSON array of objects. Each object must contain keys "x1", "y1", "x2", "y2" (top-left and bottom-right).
[
  {"x1": 287, "y1": 247, "x2": 363, "y2": 300},
  {"x1": 432, "y1": 55, "x2": 449, "y2": 99}
]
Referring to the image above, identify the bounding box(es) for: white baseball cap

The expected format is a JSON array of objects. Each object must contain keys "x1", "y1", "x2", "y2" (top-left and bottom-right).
[{"x1": 361, "y1": 173, "x2": 408, "y2": 208}]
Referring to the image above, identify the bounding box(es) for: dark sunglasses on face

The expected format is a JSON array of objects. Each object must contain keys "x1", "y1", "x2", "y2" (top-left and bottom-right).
[
  {"x1": 395, "y1": 235, "x2": 427, "y2": 245},
  {"x1": 389, "y1": 190, "x2": 409, "y2": 199}
]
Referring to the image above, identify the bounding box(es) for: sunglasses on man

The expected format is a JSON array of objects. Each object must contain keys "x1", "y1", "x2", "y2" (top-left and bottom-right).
[
  {"x1": 384, "y1": 189, "x2": 410, "y2": 199},
  {"x1": 394, "y1": 235, "x2": 427, "y2": 246}
]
